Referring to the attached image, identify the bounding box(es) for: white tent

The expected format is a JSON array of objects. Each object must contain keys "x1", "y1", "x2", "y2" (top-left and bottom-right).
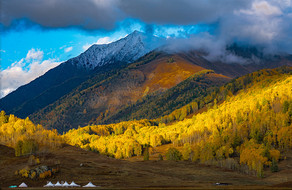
[
  {"x1": 70, "y1": 181, "x2": 80, "y2": 187},
  {"x1": 63, "y1": 181, "x2": 70, "y2": 187},
  {"x1": 19, "y1": 182, "x2": 28, "y2": 188},
  {"x1": 54, "y1": 181, "x2": 62, "y2": 187},
  {"x1": 83, "y1": 182, "x2": 96, "y2": 187},
  {"x1": 44, "y1": 181, "x2": 54, "y2": 187}
]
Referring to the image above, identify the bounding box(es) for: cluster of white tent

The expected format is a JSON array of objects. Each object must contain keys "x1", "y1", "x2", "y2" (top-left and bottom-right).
[
  {"x1": 16, "y1": 181, "x2": 97, "y2": 188},
  {"x1": 44, "y1": 181, "x2": 97, "y2": 188}
]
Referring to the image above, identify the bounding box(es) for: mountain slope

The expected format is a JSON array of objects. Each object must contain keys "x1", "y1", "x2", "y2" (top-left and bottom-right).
[
  {"x1": 30, "y1": 51, "x2": 220, "y2": 132},
  {"x1": 64, "y1": 66, "x2": 292, "y2": 177},
  {"x1": 30, "y1": 49, "x2": 292, "y2": 132},
  {"x1": 179, "y1": 50, "x2": 292, "y2": 78},
  {"x1": 0, "y1": 31, "x2": 162, "y2": 118},
  {"x1": 104, "y1": 69, "x2": 230, "y2": 124},
  {"x1": 0, "y1": 62, "x2": 90, "y2": 118},
  {"x1": 2, "y1": 32, "x2": 292, "y2": 132},
  {"x1": 76, "y1": 30, "x2": 163, "y2": 70}
]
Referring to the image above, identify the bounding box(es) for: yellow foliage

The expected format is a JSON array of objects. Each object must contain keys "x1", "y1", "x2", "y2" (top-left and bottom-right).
[
  {"x1": 61, "y1": 69, "x2": 292, "y2": 178},
  {"x1": 30, "y1": 171, "x2": 36, "y2": 179},
  {"x1": 36, "y1": 158, "x2": 40, "y2": 164},
  {"x1": 3, "y1": 67, "x2": 290, "y2": 178},
  {"x1": 19, "y1": 169, "x2": 29, "y2": 178},
  {"x1": 182, "y1": 143, "x2": 192, "y2": 160},
  {"x1": 0, "y1": 114, "x2": 63, "y2": 154},
  {"x1": 270, "y1": 149, "x2": 281, "y2": 162}
]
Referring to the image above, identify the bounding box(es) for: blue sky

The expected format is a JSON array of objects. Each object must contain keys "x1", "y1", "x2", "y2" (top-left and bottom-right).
[
  {"x1": 1, "y1": 0, "x2": 292, "y2": 98},
  {"x1": 1, "y1": 19, "x2": 213, "y2": 70},
  {"x1": 0, "y1": 18, "x2": 213, "y2": 98},
  {"x1": 1, "y1": 20, "x2": 136, "y2": 70}
]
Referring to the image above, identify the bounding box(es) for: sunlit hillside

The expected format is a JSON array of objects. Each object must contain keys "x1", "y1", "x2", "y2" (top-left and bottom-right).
[
  {"x1": 3, "y1": 0, "x2": 292, "y2": 188},
  {"x1": 0, "y1": 111, "x2": 62, "y2": 156},
  {"x1": 106, "y1": 69, "x2": 229, "y2": 124},
  {"x1": 64, "y1": 67, "x2": 292, "y2": 176},
  {"x1": 29, "y1": 51, "x2": 230, "y2": 131},
  {"x1": 0, "y1": 67, "x2": 291, "y2": 179}
]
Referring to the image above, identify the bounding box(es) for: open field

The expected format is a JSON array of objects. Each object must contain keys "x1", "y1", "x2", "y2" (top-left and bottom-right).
[{"x1": 1, "y1": 144, "x2": 292, "y2": 189}]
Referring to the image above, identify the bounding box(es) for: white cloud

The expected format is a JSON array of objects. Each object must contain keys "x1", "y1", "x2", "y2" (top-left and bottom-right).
[
  {"x1": 284, "y1": 0, "x2": 291, "y2": 6},
  {"x1": 238, "y1": 1, "x2": 282, "y2": 16},
  {"x1": 82, "y1": 43, "x2": 92, "y2": 51},
  {"x1": 64, "y1": 46, "x2": 73, "y2": 53},
  {"x1": 25, "y1": 48, "x2": 44, "y2": 62},
  {"x1": 59, "y1": 45, "x2": 66, "y2": 50},
  {"x1": 96, "y1": 37, "x2": 112, "y2": 44},
  {"x1": 82, "y1": 36, "x2": 113, "y2": 51},
  {"x1": 275, "y1": 0, "x2": 291, "y2": 8},
  {"x1": 0, "y1": 50, "x2": 6, "y2": 53},
  {"x1": 220, "y1": 0, "x2": 287, "y2": 48},
  {"x1": 0, "y1": 49, "x2": 61, "y2": 98},
  {"x1": 0, "y1": 88, "x2": 14, "y2": 98}
]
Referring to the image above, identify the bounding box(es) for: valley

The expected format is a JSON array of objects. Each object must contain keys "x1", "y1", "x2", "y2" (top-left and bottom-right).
[
  {"x1": 3, "y1": 1, "x2": 292, "y2": 189},
  {"x1": 30, "y1": 51, "x2": 232, "y2": 131},
  {"x1": 2, "y1": 32, "x2": 292, "y2": 133},
  {"x1": 1, "y1": 144, "x2": 292, "y2": 189},
  {"x1": 1, "y1": 31, "x2": 292, "y2": 189},
  {"x1": 1, "y1": 66, "x2": 292, "y2": 189}
]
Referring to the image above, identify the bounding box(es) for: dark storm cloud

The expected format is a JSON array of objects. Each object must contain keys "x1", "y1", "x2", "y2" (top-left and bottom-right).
[
  {"x1": 1, "y1": 0, "x2": 292, "y2": 54},
  {"x1": 1, "y1": 0, "x2": 253, "y2": 30},
  {"x1": 1, "y1": 0, "x2": 124, "y2": 30},
  {"x1": 119, "y1": 0, "x2": 252, "y2": 25}
]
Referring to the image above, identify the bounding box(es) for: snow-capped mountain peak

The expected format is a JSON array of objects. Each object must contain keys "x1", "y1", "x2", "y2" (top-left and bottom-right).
[{"x1": 71, "y1": 31, "x2": 164, "y2": 70}]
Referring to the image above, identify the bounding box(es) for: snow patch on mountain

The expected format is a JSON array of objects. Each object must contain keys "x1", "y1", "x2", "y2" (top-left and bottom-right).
[{"x1": 71, "y1": 31, "x2": 164, "y2": 70}]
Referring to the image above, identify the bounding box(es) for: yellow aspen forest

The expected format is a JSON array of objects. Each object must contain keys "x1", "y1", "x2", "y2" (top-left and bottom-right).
[
  {"x1": 1, "y1": 67, "x2": 291, "y2": 177},
  {"x1": 3, "y1": 4, "x2": 292, "y2": 187},
  {"x1": 0, "y1": 111, "x2": 63, "y2": 156},
  {"x1": 63, "y1": 67, "x2": 292, "y2": 176}
]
